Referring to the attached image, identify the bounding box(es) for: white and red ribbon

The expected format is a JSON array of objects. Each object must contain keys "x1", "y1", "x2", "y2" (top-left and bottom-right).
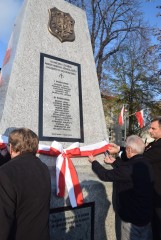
[{"x1": 0, "y1": 135, "x2": 110, "y2": 208}]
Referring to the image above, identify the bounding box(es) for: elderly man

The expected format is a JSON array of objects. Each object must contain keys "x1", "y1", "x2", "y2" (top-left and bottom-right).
[
  {"x1": 109, "y1": 116, "x2": 161, "y2": 240},
  {"x1": 89, "y1": 135, "x2": 153, "y2": 240},
  {"x1": 0, "y1": 128, "x2": 51, "y2": 240}
]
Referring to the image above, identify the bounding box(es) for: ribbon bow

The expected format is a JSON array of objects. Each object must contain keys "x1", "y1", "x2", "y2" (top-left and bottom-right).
[
  {"x1": 51, "y1": 141, "x2": 83, "y2": 208},
  {"x1": 38, "y1": 140, "x2": 110, "y2": 207},
  {"x1": 38, "y1": 141, "x2": 83, "y2": 207}
]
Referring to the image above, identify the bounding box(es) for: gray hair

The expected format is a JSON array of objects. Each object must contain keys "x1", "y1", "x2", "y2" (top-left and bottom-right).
[{"x1": 125, "y1": 135, "x2": 145, "y2": 154}]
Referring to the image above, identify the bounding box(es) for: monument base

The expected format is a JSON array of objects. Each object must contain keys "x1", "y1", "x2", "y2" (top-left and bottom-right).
[{"x1": 48, "y1": 165, "x2": 117, "y2": 240}]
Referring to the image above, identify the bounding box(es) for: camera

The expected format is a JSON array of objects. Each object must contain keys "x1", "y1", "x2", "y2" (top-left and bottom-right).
[{"x1": 104, "y1": 150, "x2": 110, "y2": 156}]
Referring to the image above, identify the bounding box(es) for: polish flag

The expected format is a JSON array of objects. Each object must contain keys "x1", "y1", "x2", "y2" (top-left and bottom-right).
[
  {"x1": 135, "y1": 110, "x2": 144, "y2": 128},
  {"x1": 118, "y1": 105, "x2": 124, "y2": 126},
  {"x1": 0, "y1": 33, "x2": 13, "y2": 87}
]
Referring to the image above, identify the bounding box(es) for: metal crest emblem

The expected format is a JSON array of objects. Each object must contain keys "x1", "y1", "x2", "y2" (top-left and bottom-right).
[{"x1": 48, "y1": 7, "x2": 75, "y2": 43}]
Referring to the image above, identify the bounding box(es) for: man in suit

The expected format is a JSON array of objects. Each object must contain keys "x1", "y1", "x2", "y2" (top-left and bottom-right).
[
  {"x1": 109, "y1": 116, "x2": 161, "y2": 240},
  {"x1": 144, "y1": 117, "x2": 161, "y2": 240},
  {"x1": 0, "y1": 128, "x2": 51, "y2": 240}
]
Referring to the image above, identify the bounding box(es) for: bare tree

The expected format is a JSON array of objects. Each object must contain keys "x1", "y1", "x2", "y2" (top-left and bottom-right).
[
  {"x1": 104, "y1": 31, "x2": 161, "y2": 134},
  {"x1": 66, "y1": 0, "x2": 145, "y2": 87}
]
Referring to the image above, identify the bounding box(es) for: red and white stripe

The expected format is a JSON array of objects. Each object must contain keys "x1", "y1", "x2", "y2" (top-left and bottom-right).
[{"x1": 80, "y1": 140, "x2": 110, "y2": 156}]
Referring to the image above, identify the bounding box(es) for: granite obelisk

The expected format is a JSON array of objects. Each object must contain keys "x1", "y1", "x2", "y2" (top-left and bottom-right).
[{"x1": 0, "y1": 0, "x2": 116, "y2": 239}]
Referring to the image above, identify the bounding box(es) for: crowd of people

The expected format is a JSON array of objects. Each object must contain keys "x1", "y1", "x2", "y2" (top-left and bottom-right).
[{"x1": 0, "y1": 117, "x2": 161, "y2": 240}]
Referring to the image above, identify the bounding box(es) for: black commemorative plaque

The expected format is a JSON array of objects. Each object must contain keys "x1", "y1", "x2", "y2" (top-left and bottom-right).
[
  {"x1": 49, "y1": 202, "x2": 95, "y2": 240},
  {"x1": 39, "y1": 53, "x2": 84, "y2": 142}
]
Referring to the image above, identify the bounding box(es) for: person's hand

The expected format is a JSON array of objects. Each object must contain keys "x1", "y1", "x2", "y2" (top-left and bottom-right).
[
  {"x1": 88, "y1": 154, "x2": 96, "y2": 163},
  {"x1": 104, "y1": 155, "x2": 116, "y2": 164},
  {"x1": 108, "y1": 143, "x2": 120, "y2": 154}
]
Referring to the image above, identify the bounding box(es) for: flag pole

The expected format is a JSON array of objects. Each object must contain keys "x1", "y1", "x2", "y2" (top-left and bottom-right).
[
  {"x1": 124, "y1": 104, "x2": 128, "y2": 143},
  {"x1": 124, "y1": 114, "x2": 126, "y2": 143},
  {"x1": 128, "y1": 108, "x2": 150, "y2": 117}
]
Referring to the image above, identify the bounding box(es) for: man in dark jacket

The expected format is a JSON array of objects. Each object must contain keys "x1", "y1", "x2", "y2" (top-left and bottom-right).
[
  {"x1": 0, "y1": 128, "x2": 51, "y2": 240},
  {"x1": 89, "y1": 135, "x2": 153, "y2": 240},
  {"x1": 109, "y1": 116, "x2": 161, "y2": 240},
  {"x1": 143, "y1": 117, "x2": 161, "y2": 240}
]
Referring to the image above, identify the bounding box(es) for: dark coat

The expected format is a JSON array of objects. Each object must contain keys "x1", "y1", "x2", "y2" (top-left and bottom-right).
[
  {"x1": 0, "y1": 152, "x2": 51, "y2": 240},
  {"x1": 120, "y1": 139, "x2": 161, "y2": 239},
  {"x1": 92, "y1": 154, "x2": 154, "y2": 226},
  {"x1": 144, "y1": 139, "x2": 161, "y2": 207},
  {"x1": 0, "y1": 149, "x2": 11, "y2": 166},
  {"x1": 120, "y1": 138, "x2": 161, "y2": 207}
]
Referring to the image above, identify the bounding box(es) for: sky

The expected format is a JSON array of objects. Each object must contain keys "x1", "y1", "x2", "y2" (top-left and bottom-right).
[{"x1": 0, "y1": 0, "x2": 161, "y2": 68}]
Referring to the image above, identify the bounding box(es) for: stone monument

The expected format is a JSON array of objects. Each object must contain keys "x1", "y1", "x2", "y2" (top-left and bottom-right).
[{"x1": 0, "y1": 0, "x2": 116, "y2": 239}]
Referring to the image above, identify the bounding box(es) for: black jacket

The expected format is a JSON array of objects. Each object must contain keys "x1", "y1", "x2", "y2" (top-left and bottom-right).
[
  {"x1": 144, "y1": 139, "x2": 161, "y2": 207},
  {"x1": 0, "y1": 152, "x2": 51, "y2": 240},
  {"x1": 92, "y1": 154, "x2": 154, "y2": 226},
  {"x1": 121, "y1": 138, "x2": 161, "y2": 208},
  {"x1": 0, "y1": 149, "x2": 11, "y2": 166}
]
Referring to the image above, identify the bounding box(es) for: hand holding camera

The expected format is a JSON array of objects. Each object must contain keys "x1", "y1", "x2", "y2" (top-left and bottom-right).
[{"x1": 104, "y1": 150, "x2": 116, "y2": 164}]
